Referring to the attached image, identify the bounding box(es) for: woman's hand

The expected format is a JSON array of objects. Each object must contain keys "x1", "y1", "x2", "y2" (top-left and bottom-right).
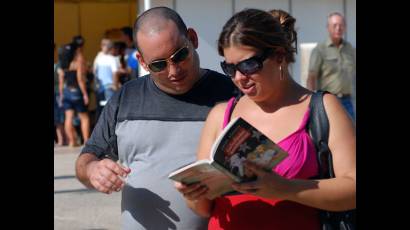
[
  {"x1": 231, "y1": 161, "x2": 292, "y2": 200},
  {"x1": 174, "y1": 181, "x2": 209, "y2": 201},
  {"x1": 83, "y1": 94, "x2": 89, "y2": 106}
]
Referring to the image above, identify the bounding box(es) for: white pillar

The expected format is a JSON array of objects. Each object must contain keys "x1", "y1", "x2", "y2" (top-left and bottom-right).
[
  {"x1": 299, "y1": 43, "x2": 317, "y2": 88},
  {"x1": 144, "y1": 0, "x2": 151, "y2": 10},
  {"x1": 137, "y1": 0, "x2": 152, "y2": 77}
]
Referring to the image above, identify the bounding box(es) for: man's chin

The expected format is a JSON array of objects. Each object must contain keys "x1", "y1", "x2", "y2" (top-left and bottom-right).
[
  {"x1": 173, "y1": 84, "x2": 192, "y2": 94},
  {"x1": 160, "y1": 83, "x2": 191, "y2": 95}
]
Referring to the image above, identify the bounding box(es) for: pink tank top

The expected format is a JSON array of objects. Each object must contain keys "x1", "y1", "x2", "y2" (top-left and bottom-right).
[{"x1": 209, "y1": 97, "x2": 320, "y2": 230}]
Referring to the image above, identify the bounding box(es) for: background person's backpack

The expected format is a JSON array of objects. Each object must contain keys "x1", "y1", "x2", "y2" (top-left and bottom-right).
[{"x1": 308, "y1": 90, "x2": 356, "y2": 230}]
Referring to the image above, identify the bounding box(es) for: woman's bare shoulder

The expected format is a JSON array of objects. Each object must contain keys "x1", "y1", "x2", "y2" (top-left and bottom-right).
[{"x1": 206, "y1": 101, "x2": 229, "y2": 124}]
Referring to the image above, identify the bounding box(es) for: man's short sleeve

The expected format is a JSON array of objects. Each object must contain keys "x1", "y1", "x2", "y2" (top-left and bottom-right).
[
  {"x1": 80, "y1": 90, "x2": 122, "y2": 159},
  {"x1": 308, "y1": 47, "x2": 322, "y2": 74}
]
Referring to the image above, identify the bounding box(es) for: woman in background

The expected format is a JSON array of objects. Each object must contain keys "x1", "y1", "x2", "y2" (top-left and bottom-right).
[{"x1": 58, "y1": 42, "x2": 90, "y2": 147}]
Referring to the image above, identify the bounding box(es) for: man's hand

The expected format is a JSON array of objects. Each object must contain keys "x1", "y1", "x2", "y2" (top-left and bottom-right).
[{"x1": 86, "y1": 158, "x2": 131, "y2": 194}]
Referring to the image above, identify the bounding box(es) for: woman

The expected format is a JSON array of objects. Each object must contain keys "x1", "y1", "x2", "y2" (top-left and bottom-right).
[
  {"x1": 58, "y1": 42, "x2": 90, "y2": 147},
  {"x1": 175, "y1": 9, "x2": 355, "y2": 229}
]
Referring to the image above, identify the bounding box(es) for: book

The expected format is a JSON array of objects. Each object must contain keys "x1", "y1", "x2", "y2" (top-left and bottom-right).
[{"x1": 168, "y1": 117, "x2": 288, "y2": 199}]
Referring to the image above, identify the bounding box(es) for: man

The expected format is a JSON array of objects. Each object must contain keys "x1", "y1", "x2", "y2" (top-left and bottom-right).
[
  {"x1": 75, "y1": 7, "x2": 237, "y2": 229},
  {"x1": 307, "y1": 12, "x2": 356, "y2": 119}
]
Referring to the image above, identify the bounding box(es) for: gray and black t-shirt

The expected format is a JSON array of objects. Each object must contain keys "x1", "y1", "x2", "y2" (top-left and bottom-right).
[{"x1": 81, "y1": 69, "x2": 237, "y2": 229}]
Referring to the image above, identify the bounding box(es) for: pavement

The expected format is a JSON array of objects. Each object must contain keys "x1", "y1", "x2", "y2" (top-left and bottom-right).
[{"x1": 54, "y1": 145, "x2": 121, "y2": 230}]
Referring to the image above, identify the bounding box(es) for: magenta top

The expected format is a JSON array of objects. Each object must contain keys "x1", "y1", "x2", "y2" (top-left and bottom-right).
[
  {"x1": 209, "y1": 97, "x2": 320, "y2": 230},
  {"x1": 222, "y1": 97, "x2": 318, "y2": 179}
]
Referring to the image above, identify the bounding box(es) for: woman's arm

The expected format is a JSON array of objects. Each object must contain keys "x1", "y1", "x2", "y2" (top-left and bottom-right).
[
  {"x1": 289, "y1": 93, "x2": 355, "y2": 210},
  {"x1": 76, "y1": 54, "x2": 89, "y2": 105},
  {"x1": 57, "y1": 67, "x2": 64, "y2": 104},
  {"x1": 233, "y1": 94, "x2": 356, "y2": 211},
  {"x1": 175, "y1": 102, "x2": 228, "y2": 217}
]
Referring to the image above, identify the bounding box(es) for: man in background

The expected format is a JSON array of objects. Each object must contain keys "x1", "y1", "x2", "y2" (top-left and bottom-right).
[{"x1": 307, "y1": 12, "x2": 356, "y2": 119}]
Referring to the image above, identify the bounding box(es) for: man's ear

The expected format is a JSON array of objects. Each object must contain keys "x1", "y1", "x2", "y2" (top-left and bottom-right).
[
  {"x1": 136, "y1": 51, "x2": 150, "y2": 72},
  {"x1": 187, "y1": 28, "x2": 199, "y2": 49}
]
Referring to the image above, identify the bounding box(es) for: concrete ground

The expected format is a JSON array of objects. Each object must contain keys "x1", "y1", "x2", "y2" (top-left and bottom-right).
[{"x1": 54, "y1": 146, "x2": 121, "y2": 230}]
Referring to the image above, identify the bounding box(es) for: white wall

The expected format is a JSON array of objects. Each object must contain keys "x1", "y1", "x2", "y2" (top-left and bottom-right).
[
  {"x1": 346, "y1": 0, "x2": 356, "y2": 47},
  {"x1": 176, "y1": 0, "x2": 232, "y2": 73},
  {"x1": 138, "y1": 0, "x2": 356, "y2": 83}
]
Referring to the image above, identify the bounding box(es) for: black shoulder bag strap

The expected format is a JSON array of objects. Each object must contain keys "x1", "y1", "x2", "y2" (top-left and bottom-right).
[
  {"x1": 308, "y1": 90, "x2": 356, "y2": 230},
  {"x1": 308, "y1": 90, "x2": 334, "y2": 178}
]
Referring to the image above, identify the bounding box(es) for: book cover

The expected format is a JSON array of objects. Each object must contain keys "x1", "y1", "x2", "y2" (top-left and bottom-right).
[{"x1": 168, "y1": 117, "x2": 288, "y2": 199}]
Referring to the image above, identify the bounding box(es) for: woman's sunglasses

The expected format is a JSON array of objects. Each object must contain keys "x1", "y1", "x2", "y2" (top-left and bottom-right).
[
  {"x1": 147, "y1": 44, "x2": 190, "y2": 72},
  {"x1": 220, "y1": 50, "x2": 271, "y2": 78}
]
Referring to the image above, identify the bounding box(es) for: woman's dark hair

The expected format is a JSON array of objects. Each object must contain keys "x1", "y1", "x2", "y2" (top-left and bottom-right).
[
  {"x1": 121, "y1": 26, "x2": 133, "y2": 41},
  {"x1": 59, "y1": 42, "x2": 78, "y2": 69},
  {"x1": 269, "y1": 9, "x2": 298, "y2": 60},
  {"x1": 72, "y1": 35, "x2": 84, "y2": 47},
  {"x1": 218, "y1": 8, "x2": 297, "y2": 63},
  {"x1": 114, "y1": 41, "x2": 127, "y2": 68},
  {"x1": 113, "y1": 41, "x2": 127, "y2": 52}
]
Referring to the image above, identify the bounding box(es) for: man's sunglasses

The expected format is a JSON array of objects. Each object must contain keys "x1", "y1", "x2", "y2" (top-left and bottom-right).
[
  {"x1": 147, "y1": 44, "x2": 190, "y2": 72},
  {"x1": 220, "y1": 50, "x2": 271, "y2": 78}
]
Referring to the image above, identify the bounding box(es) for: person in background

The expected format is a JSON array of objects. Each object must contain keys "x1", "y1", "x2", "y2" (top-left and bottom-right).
[
  {"x1": 175, "y1": 9, "x2": 356, "y2": 230},
  {"x1": 120, "y1": 26, "x2": 139, "y2": 79},
  {"x1": 58, "y1": 42, "x2": 90, "y2": 147},
  {"x1": 93, "y1": 38, "x2": 119, "y2": 103},
  {"x1": 307, "y1": 12, "x2": 356, "y2": 120},
  {"x1": 72, "y1": 35, "x2": 96, "y2": 141},
  {"x1": 112, "y1": 41, "x2": 131, "y2": 87},
  {"x1": 54, "y1": 43, "x2": 66, "y2": 146}
]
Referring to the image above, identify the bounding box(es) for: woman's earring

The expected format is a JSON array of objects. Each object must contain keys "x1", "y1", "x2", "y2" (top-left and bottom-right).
[{"x1": 280, "y1": 65, "x2": 284, "y2": 81}]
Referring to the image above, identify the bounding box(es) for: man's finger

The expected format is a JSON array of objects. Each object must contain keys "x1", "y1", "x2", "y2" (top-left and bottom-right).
[{"x1": 104, "y1": 160, "x2": 129, "y2": 177}]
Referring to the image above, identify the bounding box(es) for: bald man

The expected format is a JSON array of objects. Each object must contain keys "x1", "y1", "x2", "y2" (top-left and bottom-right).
[
  {"x1": 307, "y1": 12, "x2": 356, "y2": 119},
  {"x1": 75, "y1": 7, "x2": 237, "y2": 229}
]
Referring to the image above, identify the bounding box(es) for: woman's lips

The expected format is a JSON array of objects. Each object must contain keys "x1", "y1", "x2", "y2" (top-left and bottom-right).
[{"x1": 241, "y1": 83, "x2": 256, "y2": 94}]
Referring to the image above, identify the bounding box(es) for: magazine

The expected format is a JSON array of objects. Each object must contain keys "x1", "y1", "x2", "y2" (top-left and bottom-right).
[{"x1": 168, "y1": 117, "x2": 288, "y2": 199}]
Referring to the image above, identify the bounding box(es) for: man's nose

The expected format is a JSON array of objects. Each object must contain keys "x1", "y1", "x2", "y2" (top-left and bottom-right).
[{"x1": 167, "y1": 61, "x2": 181, "y2": 76}]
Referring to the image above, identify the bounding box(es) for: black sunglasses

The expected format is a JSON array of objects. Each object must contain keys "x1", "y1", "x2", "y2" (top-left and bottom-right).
[
  {"x1": 220, "y1": 50, "x2": 271, "y2": 78},
  {"x1": 147, "y1": 44, "x2": 190, "y2": 72}
]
